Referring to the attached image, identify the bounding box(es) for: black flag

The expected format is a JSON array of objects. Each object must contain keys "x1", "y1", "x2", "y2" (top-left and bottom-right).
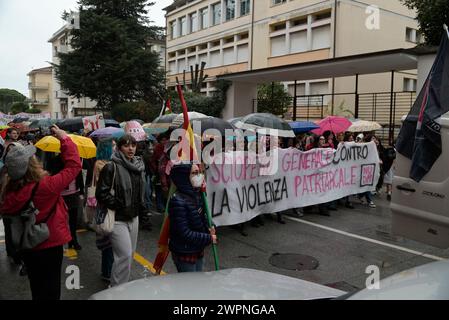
[{"x1": 396, "y1": 28, "x2": 449, "y2": 182}]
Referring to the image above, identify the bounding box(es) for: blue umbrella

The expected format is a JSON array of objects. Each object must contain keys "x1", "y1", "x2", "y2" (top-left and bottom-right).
[
  {"x1": 90, "y1": 127, "x2": 124, "y2": 138},
  {"x1": 288, "y1": 121, "x2": 320, "y2": 134}
]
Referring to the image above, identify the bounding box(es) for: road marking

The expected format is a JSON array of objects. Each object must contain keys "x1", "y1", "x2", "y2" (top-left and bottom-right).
[
  {"x1": 133, "y1": 252, "x2": 167, "y2": 276},
  {"x1": 286, "y1": 216, "x2": 446, "y2": 261},
  {"x1": 64, "y1": 248, "x2": 78, "y2": 260}
]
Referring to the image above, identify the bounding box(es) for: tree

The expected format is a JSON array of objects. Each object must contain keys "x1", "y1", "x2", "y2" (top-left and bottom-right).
[
  {"x1": 0, "y1": 89, "x2": 26, "y2": 113},
  {"x1": 168, "y1": 80, "x2": 231, "y2": 118},
  {"x1": 112, "y1": 100, "x2": 160, "y2": 122},
  {"x1": 257, "y1": 82, "x2": 292, "y2": 116},
  {"x1": 10, "y1": 102, "x2": 29, "y2": 115},
  {"x1": 401, "y1": 0, "x2": 449, "y2": 46},
  {"x1": 55, "y1": 0, "x2": 165, "y2": 110},
  {"x1": 27, "y1": 108, "x2": 42, "y2": 114}
]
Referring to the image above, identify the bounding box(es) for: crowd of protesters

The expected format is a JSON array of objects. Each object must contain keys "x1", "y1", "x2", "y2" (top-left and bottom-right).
[{"x1": 0, "y1": 118, "x2": 395, "y2": 300}]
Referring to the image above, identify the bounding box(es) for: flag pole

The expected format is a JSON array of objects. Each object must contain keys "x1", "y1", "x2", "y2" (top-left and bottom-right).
[{"x1": 175, "y1": 83, "x2": 220, "y2": 271}]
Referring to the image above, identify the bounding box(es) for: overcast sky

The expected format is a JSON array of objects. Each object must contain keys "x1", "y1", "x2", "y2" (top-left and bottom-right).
[{"x1": 0, "y1": 0, "x2": 172, "y2": 97}]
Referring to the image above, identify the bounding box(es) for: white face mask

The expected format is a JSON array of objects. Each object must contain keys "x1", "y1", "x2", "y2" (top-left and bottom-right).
[{"x1": 190, "y1": 173, "x2": 204, "y2": 188}]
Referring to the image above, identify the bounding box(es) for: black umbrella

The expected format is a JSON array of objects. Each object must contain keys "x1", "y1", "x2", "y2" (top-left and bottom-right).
[
  {"x1": 56, "y1": 117, "x2": 84, "y2": 132},
  {"x1": 105, "y1": 119, "x2": 120, "y2": 128},
  {"x1": 147, "y1": 113, "x2": 178, "y2": 129},
  {"x1": 12, "y1": 117, "x2": 29, "y2": 123},
  {"x1": 153, "y1": 113, "x2": 178, "y2": 124},
  {"x1": 235, "y1": 113, "x2": 295, "y2": 138},
  {"x1": 29, "y1": 118, "x2": 57, "y2": 129},
  {"x1": 189, "y1": 117, "x2": 235, "y2": 137}
]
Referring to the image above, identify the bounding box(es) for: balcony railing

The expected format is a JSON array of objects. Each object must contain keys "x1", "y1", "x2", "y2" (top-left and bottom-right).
[
  {"x1": 28, "y1": 82, "x2": 49, "y2": 90},
  {"x1": 31, "y1": 99, "x2": 49, "y2": 106}
]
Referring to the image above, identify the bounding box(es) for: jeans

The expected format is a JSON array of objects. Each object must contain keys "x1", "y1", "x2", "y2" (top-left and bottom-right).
[
  {"x1": 172, "y1": 255, "x2": 204, "y2": 273},
  {"x1": 101, "y1": 247, "x2": 114, "y2": 278},
  {"x1": 144, "y1": 174, "x2": 152, "y2": 211},
  {"x1": 155, "y1": 185, "x2": 166, "y2": 212},
  {"x1": 360, "y1": 191, "x2": 373, "y2": 203}
]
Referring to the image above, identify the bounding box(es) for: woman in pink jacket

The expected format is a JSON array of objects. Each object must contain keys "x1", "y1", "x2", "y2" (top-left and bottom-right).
[{"x1": 0, "y1": 126, "x2": 81, "y2": 300}]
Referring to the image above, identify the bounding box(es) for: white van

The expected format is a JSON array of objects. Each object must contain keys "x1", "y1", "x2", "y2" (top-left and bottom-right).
[{"x1": 391, "y1": 114, "x2": 449, "y2": 248}]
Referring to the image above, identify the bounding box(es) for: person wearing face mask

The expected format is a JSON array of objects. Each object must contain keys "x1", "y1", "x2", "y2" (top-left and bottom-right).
[
  {"x1": 96, "y1": 134, "x2": 146, "y2": 286},
  {"x1": 168, "y1": 163, "x2": 217, "y2": 273}
]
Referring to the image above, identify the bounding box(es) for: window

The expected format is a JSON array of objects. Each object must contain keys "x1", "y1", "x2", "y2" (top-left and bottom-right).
[
  {"x1": 170, "y1": 20, "x2": 177, "y2": 39},
  {"x1": 189, "y1": 12, "x2": 198, "y2": 33},
  {"x1": 223, "y1": 47, "x2": 235, "y2": 65},
  {"x1": 225, "y1": 0, "x2": 235, "y2": 21},
  {"x1": 212, "y1": 3, "x2": 221, "y2": 26},
  {"x1": 210, "y1": 50, "x2": 221, "y2": 67},
  {"x1": 200, "y1": 7, "x2": 209, "y2": 29},
  {"x1": 290, "y1": 30, "x2": 308, "y2": 53},
  {"x1": 314, "y1": 11, "x2": 331, "y2": 21},
  {"x1": 271, "y1": 22, "x2": 286, "y2": 32},
  {"x1": 272, "y1": 0, "x2": 286, "y2": 5},
  {"x1": 180, "y1": 17, "x2": 187, "y2": 36},
  {"x1": 403, "y1": 78, "x2": 417, "y2": 92},
  {"x1": 271, "y1": 35, "x2": 286, "y2": 56},
  {"x1": 237, "y1": 44, "x2": 248, "y2": 62},
  {"x1": 406, "y1": 27, "x2": 422, "y2": 43},
  {"x1": 240, "y1": 0, "x2": 250, "y2": 16},
  {"x1": 312, "y1": 25, "x2": 331, "y2": 50}
]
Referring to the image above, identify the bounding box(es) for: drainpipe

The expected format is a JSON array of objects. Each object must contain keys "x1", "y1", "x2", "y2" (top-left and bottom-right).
[
  {"x1": 331, "y1": 0, "x2": 338, "y2": 115},
  {"x1": 250, "y1": 0, "x2": 255, "y2": 71}
]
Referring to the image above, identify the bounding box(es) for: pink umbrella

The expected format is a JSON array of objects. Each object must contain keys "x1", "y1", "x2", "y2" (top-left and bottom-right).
[{"x1": 311, "y1": 116, "x2": 352, "y2": 135}]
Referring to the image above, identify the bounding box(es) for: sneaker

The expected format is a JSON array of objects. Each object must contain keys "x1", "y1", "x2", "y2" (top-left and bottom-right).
[
  {"x1": 368, "y1": 202, "x2": 376, "y2": 208},
  {"x1": 101, "y1": 275, "x2": 111, "y2": 282},
  {"x1": 19, "y1": 264, "x2": 27, "y2": 277},
  {"x1": 387, "y1": 193, "x2": 392, "y2": 201}
]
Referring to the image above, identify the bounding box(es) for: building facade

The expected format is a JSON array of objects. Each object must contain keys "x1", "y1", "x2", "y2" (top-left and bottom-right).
[
  {"x1": 48, "y1": 12, "x2": 167, "y2": 119},
  {"x1": 48, "y1": 12, "x2": 97, "y2": 119},
  {"x1": 27, "y1": 66, "x2": 54, "y2": 114},
  {"x1": 165, "y1": 0, "x2": 421, "y2": 118}
]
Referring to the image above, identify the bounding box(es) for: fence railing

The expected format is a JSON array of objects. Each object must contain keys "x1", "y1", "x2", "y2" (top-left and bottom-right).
[{"x1": 253, "y1": 91, "x2": 416, "y2": 145}]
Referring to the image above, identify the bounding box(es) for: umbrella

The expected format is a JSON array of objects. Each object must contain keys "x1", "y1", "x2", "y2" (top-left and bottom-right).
[
  {"x1": 105, "y1": 119, "x2": 121, "y2": 128},
  {"x1": 56, "y1": 117, "x2": 84, "y2": 132},
  {"x1": 189, "y1": 117, "x2": 235, "y2": 137},
  {"x1": 311, "y1": 116, "x2": 352, "y2": 135},
  {"x1": 347, "y1": 120, "x2": 382, "y2": 132},
  {"x1": 288, "y1": 121, "x2": 320, "y2": 134},
  {"x1": 11, "y1": 117, "x2": 29, "y2": 123},
  {"x1": 35, "y1": 134, "x2": 96, "y2": 159},
  {"x1": 130, "y1": 119, "x2": 144, "y2": 125},
  {"x1": 227, "y1": 117, "x2": 242, "y2": 126},
  {"x1": 141, "y1": 126, "x2": 169, "y2": 134},
  {"x1": 143, "y1": 114, "x2": 178, "y2": 130},
  {"x1": 29, "y1": 118, "x2": 57, "y2": 129},
  {"x1": 234, "y1": 113, "x2": 295, "y2": 138},
  {"x1": 171, "y1": 112, "x2": 210, "y2": 128},
  {"x1": 7, "y1": 122, "x2": 39, "y2": 133},
  {"x1": 90, "y1": 127, "x2": 124, "y2": 138}
]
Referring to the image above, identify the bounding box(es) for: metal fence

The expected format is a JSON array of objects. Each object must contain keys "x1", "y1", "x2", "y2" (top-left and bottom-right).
[{"x1": 253, "y1": 91, "x2": 416, "y2": 145}]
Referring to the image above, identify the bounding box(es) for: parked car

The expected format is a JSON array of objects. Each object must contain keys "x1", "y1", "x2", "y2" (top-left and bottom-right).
[{"x1": 89, "y1": 260, "x2": 449, "y2": 300}]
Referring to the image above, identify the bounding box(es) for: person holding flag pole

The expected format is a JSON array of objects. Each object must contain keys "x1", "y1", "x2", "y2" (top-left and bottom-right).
[{"x1": 152, "y1": 83, "x2": 219, "y2": 274}]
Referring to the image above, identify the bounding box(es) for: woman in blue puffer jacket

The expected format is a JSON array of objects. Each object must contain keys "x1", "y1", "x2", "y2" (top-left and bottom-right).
[{"x1": 168, "y1": 163, "x2": 217, "y2": 272}]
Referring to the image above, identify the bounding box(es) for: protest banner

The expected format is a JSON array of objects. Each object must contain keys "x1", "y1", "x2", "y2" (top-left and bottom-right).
[
  {"x1": 0, "y1": 111, "x2": 51, "y2": 121},
  {"x1": 206, "y1": 142, "x2": 380, "y2": 226},
  {"x1": 82, "y1": 114, "x2": 105, "y2": 132}
]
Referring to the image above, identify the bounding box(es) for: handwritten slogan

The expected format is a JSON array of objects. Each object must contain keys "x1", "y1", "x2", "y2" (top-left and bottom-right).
[{"x1": 206, "y1": 142, "x2": 380, "y2": 226}]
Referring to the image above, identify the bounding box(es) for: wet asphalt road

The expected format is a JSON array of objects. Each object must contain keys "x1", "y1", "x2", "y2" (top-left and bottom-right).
[{"x1": 1, "y1": 192, "x2": 449, "y2": 300}]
